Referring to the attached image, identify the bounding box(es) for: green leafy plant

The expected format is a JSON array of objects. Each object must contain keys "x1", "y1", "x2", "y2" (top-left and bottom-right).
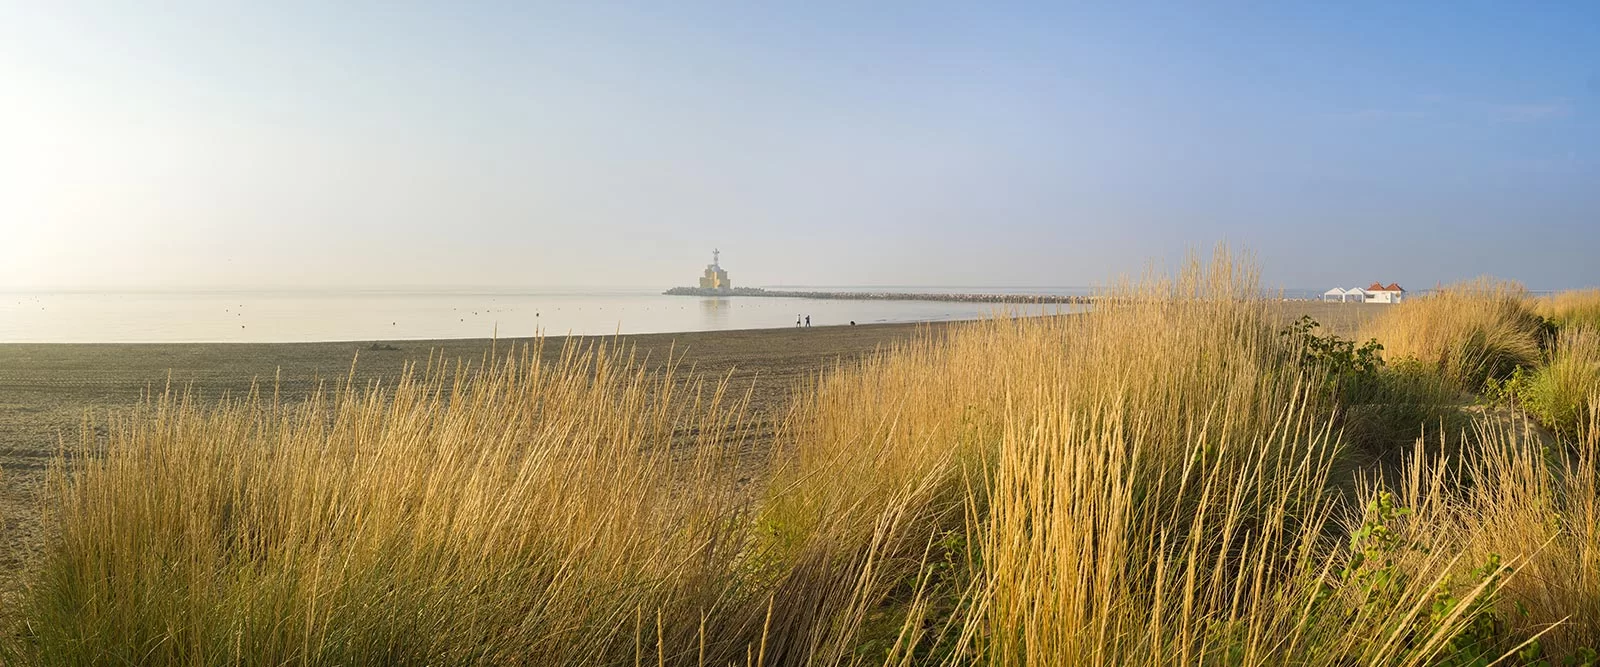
[
  {"x1": 1484, "y1": 365, "x2": 1537, "y2": 403},
  {"x1": 1340, "y1": 491, "x2": 1414, "y2": 608},
  {"x1": 1281, "y1": 315, "x2": 1386, "y2": 387},
  {"x1": 1282, "y1": 316, "x2": 1461, "y2": 462},
  {"x1": 1430, "y1": 554, "x2": 1511, "y2": 667},
  {"x1": 1326, "y1": 492, "x2": 1542, "y2": 666}
]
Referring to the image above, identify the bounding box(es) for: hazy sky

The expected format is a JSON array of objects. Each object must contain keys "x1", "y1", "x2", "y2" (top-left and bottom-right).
[{"x1": 3, "y1": 2, "x2": 1597, "y2": 291}]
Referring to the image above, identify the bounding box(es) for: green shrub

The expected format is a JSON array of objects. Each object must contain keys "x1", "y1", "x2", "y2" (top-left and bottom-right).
[
  {"x1": 1284, "y1": 316, "x2": 1462, "y2": 466},
  {"x1": 1282, "y1": 315, "x2": 1385, "y2": 378}
]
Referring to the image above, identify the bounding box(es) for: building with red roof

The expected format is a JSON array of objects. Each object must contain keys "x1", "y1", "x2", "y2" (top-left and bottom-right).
[
  {"x1": 1365, "y1": 282, "x2": 1406, "y2": 303},
  {"x1": 1325, "y1": 282, "x2": 1405, "y2": 304}
]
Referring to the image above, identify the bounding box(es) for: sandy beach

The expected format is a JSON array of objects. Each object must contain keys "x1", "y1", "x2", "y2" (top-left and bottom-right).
[
  {"x1": 0, "y1": 302, "x2": 1380, "y2": 604},
  {"x1": 0, "y1": 320, "x2": 952, "y2": 598}
]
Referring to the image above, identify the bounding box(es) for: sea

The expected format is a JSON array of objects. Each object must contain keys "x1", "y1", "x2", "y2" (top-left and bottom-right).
[{"x1": 0, "y1": 287, "x2": 1099, "y2": 344}]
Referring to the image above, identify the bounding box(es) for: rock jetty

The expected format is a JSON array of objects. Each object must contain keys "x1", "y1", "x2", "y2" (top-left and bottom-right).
[{"x1": 663, "y1": 286, "x2": 1092, "y2": 304}]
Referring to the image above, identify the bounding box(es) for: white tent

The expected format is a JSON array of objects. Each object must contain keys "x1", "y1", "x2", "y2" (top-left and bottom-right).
[
  {"x1": 1322, "y1": 287, "x2": 1346, "y2": 302},
  {"x1": 1343, "y1": 287, "x2": 1369, "y2": 303}
]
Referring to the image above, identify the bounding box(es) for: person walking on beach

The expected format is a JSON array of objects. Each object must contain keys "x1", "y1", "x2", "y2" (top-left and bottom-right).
[
  {"x1": 796, "y1": 315, "x2": 802, "y2": 327},
  {"x1": 805, "y1": 315, "x2": 811, "y2": 327}
]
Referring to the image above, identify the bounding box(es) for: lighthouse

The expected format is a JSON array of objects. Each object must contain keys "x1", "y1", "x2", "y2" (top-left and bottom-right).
[{"x1": 697, "y1": 249, "x2": 732, "y2": 290}]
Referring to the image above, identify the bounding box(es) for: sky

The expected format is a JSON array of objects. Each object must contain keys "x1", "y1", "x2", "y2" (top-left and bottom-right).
[{"x1": 2, "y1": 1, "x2": 1597, "y2": 291}]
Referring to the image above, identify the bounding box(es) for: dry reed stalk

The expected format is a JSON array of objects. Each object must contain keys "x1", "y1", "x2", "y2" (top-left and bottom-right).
[
  {"x1": 1535, "y1": 289, "x2": 1600, "y2": 330},
  {"x1": 17, "y1": 248, "x2": 1591, "y2": 665},
  {"x1": 1379, "y1": 409, "x2": 1600, "y2": 655}
]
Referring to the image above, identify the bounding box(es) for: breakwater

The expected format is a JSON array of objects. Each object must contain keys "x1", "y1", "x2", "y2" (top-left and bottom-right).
[{"x1": 664, "y1": 286, "x2": 1093, "y2": 304}]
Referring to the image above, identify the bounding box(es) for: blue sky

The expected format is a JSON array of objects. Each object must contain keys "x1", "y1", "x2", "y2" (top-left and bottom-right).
[{"x1": 2, "y1": 1, "x2": 1596, "y2": 290}]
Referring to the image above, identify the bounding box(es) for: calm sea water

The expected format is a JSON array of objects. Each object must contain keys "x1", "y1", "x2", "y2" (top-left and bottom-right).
[{"x1": 0, "y1": 288, "x2": 1090, "y2": 344}]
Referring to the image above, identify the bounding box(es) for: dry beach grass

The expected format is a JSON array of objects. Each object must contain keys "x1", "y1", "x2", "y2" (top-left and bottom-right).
[
  {"x1": 0, "y1": 322, "x2": 946, "y2": 611},
  {"x1": 0, "y1": 302, "x2": 1378, "y2": 610},
  {"x1": 18, "y1": 265, "x2": 1592, "y2": 664}
]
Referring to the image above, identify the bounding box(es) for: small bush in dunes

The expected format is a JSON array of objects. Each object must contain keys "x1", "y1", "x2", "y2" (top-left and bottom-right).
[
  {"x1": 1279, "y1": 316, "x2": 1463, "y2": 469},
  {"x1": 1536, "y1": 288, "x2": 1600, "y2": 330},
  {"x1": 1361, "y1": 278, "x2": 1548, "y2": 391}
]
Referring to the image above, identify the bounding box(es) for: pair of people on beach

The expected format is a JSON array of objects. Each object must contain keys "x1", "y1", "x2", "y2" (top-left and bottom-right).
[{"x1": 796, "y1": 315, "x2": 810, "y2": 327}]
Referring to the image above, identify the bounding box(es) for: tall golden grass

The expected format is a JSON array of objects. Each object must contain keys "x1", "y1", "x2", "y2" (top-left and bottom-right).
[
  {"x1": 9, "y1": 250, "x2": 1597, "y2": 664},
  {"x1": 1536, "y1": 288, "x2": 1600, "y2": 330},
  {"x1": 756, "y1": 249, "x2": 1329, "y2": 661},
  {"x1": 1360, "y1": 278, "x2": 1547, "y2": 390},
  {"x1": 956, "y1": 394, "x2": 1553, "y2": 666},
  {"x1": 764, "y1": 250, "x2": 1558, "y2": 665},
  {"x1": 18, "y1": 343, "x2": 772, "y2": 664},
  {"x1": 1384, "y1": 414, "x2": 1600, "y2": 656}
]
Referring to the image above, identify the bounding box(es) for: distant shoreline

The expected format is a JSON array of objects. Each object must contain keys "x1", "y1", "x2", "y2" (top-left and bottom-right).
[
  {"x1": 664, "y1": 286, "x2": 1095, "y2": 304},
  {"x1": 0, "y1": 318, "x2": 964, "y2": 348}
]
